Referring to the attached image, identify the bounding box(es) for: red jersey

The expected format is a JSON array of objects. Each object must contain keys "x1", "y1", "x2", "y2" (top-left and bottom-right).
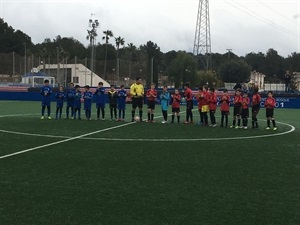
[
  {"x1": 184, "y1": 88, "x2": 193, "y2": 101},
  {"x1": 252, "y1": 93, "x2": 261, "y2": 106},
  {"x1": 201, "y1": 91, "x2": 210, "y2": 105},
  {"x1": 196, "y1": 91, "x2": 203, "y2": 109},
  {"x1": 146, "y1": 89, "x2": 157, "y2": 101},
  {"x1": 172, "y1": 94, "x2": 181, "y2": 108},
  {"x1": 242, "y1": 97, "x2": 250, "y2": 109},
  {"x1": 208, "y1": 92, "x2": 217, "y2": 110},
  {"x1": 220, "y1": 94, "x2": 230, "y2": 112},
  {"x1": 234, "y1": 95, "x2": 243, "y2": 106},
  {"x1": 264, "y1": 97, "x2": 276, "y2": 109}
]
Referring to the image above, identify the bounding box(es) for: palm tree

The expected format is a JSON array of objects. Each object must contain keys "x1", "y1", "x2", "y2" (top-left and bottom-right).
[
  {"x1": 115, "y1": 36, "x2": 125, "y2": 85},
  {"x1": 127, "y1": 43, "x2": 136, "y2": 79},
  {"x1": 102, "y1": 30, "x2": 113, "y2": 80}
]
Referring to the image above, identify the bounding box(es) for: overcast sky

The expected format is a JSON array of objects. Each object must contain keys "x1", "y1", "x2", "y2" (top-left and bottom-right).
[{"x1": 0, "y1": 0, "x2": 299, "y2": 57}]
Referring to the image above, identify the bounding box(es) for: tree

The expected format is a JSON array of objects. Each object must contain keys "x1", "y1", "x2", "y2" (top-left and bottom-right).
[
  {"x1": 140, "y1": 41, "x2": 162, "y2": 86},
  {"x1": 126, "y1": 43, "x2": 136, "y2": 78},
  {"x1": 264, "y1": 48, "x2": 285, "y2": 80},
  {"x1": 102, "y1": 30, "x2": 114, "y2": 80},
  {"x1": 219, "y1": 60, "x2": 251, "y2": 83},
  {"x1": 166, "y1": 51, "x2": 197, "y2": 88},
  {"x1": 114, "y1": 36, "x2": 125, "y2": 85}
]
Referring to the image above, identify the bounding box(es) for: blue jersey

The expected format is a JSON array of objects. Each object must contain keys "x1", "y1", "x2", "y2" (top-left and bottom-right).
[
  {"x1": 66, "y1": 88, "x2": 75, "y2": 107},
  {"x1": 41, "y1": 85, "x2": 52, "y2": 106},
  {"x1": 83, "y1": 91, "x2": 93, "y2": 110},
  {"x1": 74, "y1": 90, "x2": 82, "y2": 109},
  {"x1": 95, "y1": 87, "x2": 106, "y2": 108},
  {"x1": 55, "y1": 91, "x2": 65, "y2": 108},
  {"x1": 117, "y1": 89, "x2": 127, "y2": 110},
  {"x1": 160, "y1": 91, "x2": 170, "y2": 111}
]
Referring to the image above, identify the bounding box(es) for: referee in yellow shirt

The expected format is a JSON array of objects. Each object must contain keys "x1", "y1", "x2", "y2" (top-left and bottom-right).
[{"x1": 130, "y1": 77, "x2": 144, "y2": 122}]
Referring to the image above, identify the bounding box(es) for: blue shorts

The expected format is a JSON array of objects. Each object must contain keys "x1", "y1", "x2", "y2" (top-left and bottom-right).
[
  {"x1": 56, "y1": 102, "x2": 63, "y2": 108},
  {"x1": 67, "y1": 101, "x2": 74, "y2": 108},
  {"x1": 96, "y1": 103, "x2": 105, "y2": 108},
  {"x1": 118, "y1": 103, "x2": 126, "y2": 110},
  {"x1": 42, "y1": 100, "x2": 51, "y2": 107}
]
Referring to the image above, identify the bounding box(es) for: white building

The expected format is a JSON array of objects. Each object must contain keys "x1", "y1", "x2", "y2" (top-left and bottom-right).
[
  {"x1": 250, "y1": 70, "x2": 265, "y2": 89},
  {"x1": 36, "y1": 64, "x2": 110, "y2": 87},
  {"x1": 293, "y1": 72, "x2": 300, "y2": 90}
]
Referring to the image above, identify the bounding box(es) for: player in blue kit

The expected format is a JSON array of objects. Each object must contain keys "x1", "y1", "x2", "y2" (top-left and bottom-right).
[
  {"x1": 66, "y1": 82, "x2": 75, "y2": 119},
  {"x1": 83, "y1": 85, "x2": 93, "y2": 120},
  {"x1": 55, "y1": 86, "x2": 65, "y2": 119},
  {"x1": 95, "y1": 82, "x2": 106, "y2": 120},
  {"x1": 117, "y1": 84, "x2": 127, "y2": 121},
  {"x1": 160, "y1": 85, "x2": 170, "y2": 123},
  {"x1": 40, "y1": 79, "x2": 52, "y2": 120},
  {"x1": 73, "y1": 85, "x2": 82, "y2": 120}
]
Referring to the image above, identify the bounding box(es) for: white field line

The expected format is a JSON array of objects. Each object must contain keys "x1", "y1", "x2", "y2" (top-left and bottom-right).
[
  {"x1": 0, "y1": 114, "x2": 296, "y2": 142},
  {"x1": 0, "y1": 122, "x2": 135, "y2": 160},
  {"x1": 0, "y1": 110, "x2": 183, "y2": 160}
]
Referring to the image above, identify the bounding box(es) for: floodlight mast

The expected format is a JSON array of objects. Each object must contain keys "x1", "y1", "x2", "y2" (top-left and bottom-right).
[{"x1": 193, "y1": 0, "x2": 212, "y2": 72}]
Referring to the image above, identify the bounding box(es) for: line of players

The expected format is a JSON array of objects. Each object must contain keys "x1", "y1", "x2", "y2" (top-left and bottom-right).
[
  {"x1": 40, "y1": 79, "x2": 277, "y2": 130},
  {"x1": 194, "y1": 85, "x2": 277, "y2": 130},
  {"x1": 40, "y1": 80, "x2": 126, "y2": 121}
]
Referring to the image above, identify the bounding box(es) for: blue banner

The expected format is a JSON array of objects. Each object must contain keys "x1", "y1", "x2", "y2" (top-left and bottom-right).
[{"x1": 1, "y1": 91, "x2": 300, "y2": 109}]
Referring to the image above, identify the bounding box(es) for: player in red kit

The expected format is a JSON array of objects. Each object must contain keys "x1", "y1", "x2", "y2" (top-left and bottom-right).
[
  {"x1": 265, "y1": 91, "x2": 277, "y2": 130},
  {"x1": 196, "y1": 86, "x2": 204, "y2": 125},
  {"x1": 208, "y1": 87, "x2": 217, "y2": 127},
  {"x1": 200, "y1": 85, "x2": 210, "y2": 126},
  {"x1": 230, "y1": 88, "x2": 243, "y2": 128},
  {"x1": 219, "y1": 89, "x2": 230, "y2": 127},
  {"x1": 241, "y1": 91, "x2": 250, "y2": 129},
  {"x1": 171, "y1": 89, "x2": 181, "y2": 123},
  {"x1": 251, "y1": 87, "x2": 261, "y2": 129},
  {"x1": 146, "y1": 83, "x2": 157, "y2": 122},
  {"x1": 183, "y1": 83, "x2": 193, "y2": 124}
]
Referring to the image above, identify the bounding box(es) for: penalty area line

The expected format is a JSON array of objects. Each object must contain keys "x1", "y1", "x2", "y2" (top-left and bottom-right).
[{"x1": 0, "y1": 121, "x2": 135, "y2": 160}]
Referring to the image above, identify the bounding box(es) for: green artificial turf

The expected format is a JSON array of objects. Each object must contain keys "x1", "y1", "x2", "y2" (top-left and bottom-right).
[{"x1": 0, "y1": 100, "x2": 299, "y2": 225}]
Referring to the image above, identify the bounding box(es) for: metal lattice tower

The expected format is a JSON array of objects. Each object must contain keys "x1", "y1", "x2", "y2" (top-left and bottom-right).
[{"x1": 193, "y1": 0, "x2": 211, "y2": 71}]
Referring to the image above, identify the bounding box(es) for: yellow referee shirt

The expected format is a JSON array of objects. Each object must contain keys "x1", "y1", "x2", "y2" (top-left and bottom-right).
[{"x1": 130, "y1": 83, "x2": 144, "y2": 98}]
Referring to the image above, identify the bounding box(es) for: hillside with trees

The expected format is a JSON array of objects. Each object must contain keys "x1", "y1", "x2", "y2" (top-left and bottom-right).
[{"x1": 0, "y1": 18, "x2": 299, "y2": 89}]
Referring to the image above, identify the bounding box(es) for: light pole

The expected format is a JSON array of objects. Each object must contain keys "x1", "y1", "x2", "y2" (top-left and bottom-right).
[
  {"x1": 88, "y1": 17, "x2": 100, "y2": 86},
  {"x1": 112, "y1": 68, "x2": 116, "y2": 84},
  {"x1": 226, "y1": 48, "x2": 232, "y2": 61},
  {"x1": 24, "y1": 43, "x2": 27, "y2": 74}
]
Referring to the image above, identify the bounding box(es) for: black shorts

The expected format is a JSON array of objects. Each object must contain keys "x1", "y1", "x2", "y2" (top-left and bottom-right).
[
  {"x1": 110, "y1": 103, "x2": 117, "y2": 108},
  {"x1": 132, "y1": 97, "x2": 143, "y2": 109},
  {"x1": 186, "y1": 100, "x2": 194, "y2": 110},
  {"x1": 147, "y1": 100, "x2": 155, "y2": 110},
  {"x1": 221, "y1": 111, "x2": 229, "y2": 116},
  {"x1": 172, "y1": 107, "x2": 180, "y2": 113},
  {"x1": 233, "y1": 105, "x2": 242, "y2": 116},
  {"x1": 266, "y1": 108, "x2": 274, "y2": 118},
  {"x1": 252, "y1": 104, "x2": 260, "y2": 114},
  {"x1": 241, "y1": 108, "x2": 249, "y2": 118}
]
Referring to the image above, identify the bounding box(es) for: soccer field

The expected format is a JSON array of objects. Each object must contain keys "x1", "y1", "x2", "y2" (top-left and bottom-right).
[{"x1": 0, "y1": 100, "x2": 299, "y2": 225}]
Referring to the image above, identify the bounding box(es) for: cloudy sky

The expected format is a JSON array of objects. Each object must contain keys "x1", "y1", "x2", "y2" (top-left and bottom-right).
[{"x1": 0, "y1": 0, "x2": 299, "y2": 57}]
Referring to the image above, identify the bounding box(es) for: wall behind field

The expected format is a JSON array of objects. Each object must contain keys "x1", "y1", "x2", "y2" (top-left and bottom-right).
[{"x1": 0, "y1": 91, "x2": 300, "y2": 109}]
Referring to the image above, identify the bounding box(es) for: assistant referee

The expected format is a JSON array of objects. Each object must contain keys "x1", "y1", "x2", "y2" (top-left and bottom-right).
[{"x1": 130, "y1": 77, "x2": 144, "y2": 122}]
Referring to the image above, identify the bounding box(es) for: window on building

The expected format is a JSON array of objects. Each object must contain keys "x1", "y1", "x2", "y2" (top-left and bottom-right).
[{"x1": 73, "y1": 77, "x2": 79, "y2": 83}]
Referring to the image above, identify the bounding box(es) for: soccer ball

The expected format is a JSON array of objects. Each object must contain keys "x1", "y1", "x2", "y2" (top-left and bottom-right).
[
  {"x1": 181, "y1": 97, "x2": 186, "y2": 103},
  {"x1": 134, "y1": 116, "x2": 140, "y2": 122}
]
